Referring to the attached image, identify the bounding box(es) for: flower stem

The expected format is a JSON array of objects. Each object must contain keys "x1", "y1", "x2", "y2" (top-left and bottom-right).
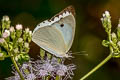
[
  {"x1": 10, "y1": 54, "x2": 24, "y2": 80},
  {"x1": 80, "y1": 27, "x2": 113, "y2": 80},
  {"x1": 80, "y1": 52, "x2": 112, "y2": 80}
]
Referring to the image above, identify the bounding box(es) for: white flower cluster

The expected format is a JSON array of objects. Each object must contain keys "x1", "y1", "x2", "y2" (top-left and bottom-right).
[{"x1": 101, "y1": 11, "x2": 111, "y2": 23}]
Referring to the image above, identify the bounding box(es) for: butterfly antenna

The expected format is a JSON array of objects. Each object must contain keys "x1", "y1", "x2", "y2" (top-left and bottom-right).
[{"x1": 69, "y1": 51, "x2": 88, "y2": 56}]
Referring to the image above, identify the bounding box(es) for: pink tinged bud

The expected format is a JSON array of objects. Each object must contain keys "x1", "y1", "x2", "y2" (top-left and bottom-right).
[
  {"x1": 0, "y1": 38, "x2": 5, "y2": 43},
  {"x1": 2, "y1": 16, "x2": 9, "y2": 21},
  {"x1": 9, "y1": 27, "x2": 15, "y2": 32},
  {"x1": 16, "y1": 24, "x2": 23, "y2": 30},
  {"x1": 2, "y1": 30, "x2": 10, "y2": 38}
]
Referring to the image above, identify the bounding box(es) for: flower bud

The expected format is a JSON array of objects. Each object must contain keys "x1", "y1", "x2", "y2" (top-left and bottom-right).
[
  {"x1": 29, "y1": 31, "x2": 32, "y2": 36},
  {"x1": 111, "y1": 32, "x2": 117, "y2": 44},
  {"x1": 28, "y1": 31, "x2": 32, "y2": 43},
  {"x1": 24, "y1": 42, "x2": 29, "y2": 48},
  {"x1": 2, "y1": 30, "x2": 10, "y2": 38},
  {"x1": 16, "y1": 24, "x2": 23, "y2": 30},
  {"x1": 18, "y1": 38, "x2": 23, "y2": 43},
  {"x1": 0, "y1": 38, "x2": 5, "y2": 44},
  {"x1": 2, "y1": 16, "x2": 9, "y2": 21},
  {"x1": 105, "y1": 11, "x2": 110, "y2": 17},
  {"x1": 25, "y1": 28, "x2": 29, "y2": 33},
  {"x1": 101, "y1": 11, "x2": 112, "y2": 32},
  {"x1": 14, "y1": 48, "x2": 19, "y2": 54},
  {"x1": 117, "y1": 20, "x2": 120, "y2": 40},
  {"x1": 16, "y1": 26, "x2": 22, "y2": 37},
  {"x1": 9, "y1": 26, "x2": 15, "y2": 32},
  {"x1": 117, "y1": 41, "x2": 120, "y2": 47},
  {"x1": 112, "y1": 32, "x2": 117, "y2": 39},
  {"x1": 2, "y1": 16, "x2": 11, "y2": 29}
]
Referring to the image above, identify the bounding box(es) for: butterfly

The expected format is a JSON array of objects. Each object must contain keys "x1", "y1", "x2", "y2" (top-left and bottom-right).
[{"x1": 32, "y1": 6, "x2": 76, "y2": 58}]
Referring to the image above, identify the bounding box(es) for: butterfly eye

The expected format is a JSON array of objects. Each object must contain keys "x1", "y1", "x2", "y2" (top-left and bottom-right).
[{"x1": 60, "y1": 23, "x2": 64, "y2": 27}]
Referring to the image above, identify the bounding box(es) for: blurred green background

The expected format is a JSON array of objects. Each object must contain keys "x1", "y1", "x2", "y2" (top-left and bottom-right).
[{"x1": 0, "y1": 0, "x2": 120, "y2": 80}]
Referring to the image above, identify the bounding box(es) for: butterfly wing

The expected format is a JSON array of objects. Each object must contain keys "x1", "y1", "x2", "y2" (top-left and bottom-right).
[{"x1": 32, "y1": 6, "x2": 75, "y2": 57}]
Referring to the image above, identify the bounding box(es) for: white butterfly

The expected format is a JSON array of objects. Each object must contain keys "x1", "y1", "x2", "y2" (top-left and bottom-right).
[{"x1": 32, "y1": 6, "x2": 76, "y2": 57}]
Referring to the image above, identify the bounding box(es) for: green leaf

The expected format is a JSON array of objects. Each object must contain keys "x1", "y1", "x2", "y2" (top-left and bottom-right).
[{"x1": 102, "y1": 40, "x2": 110, "y2": 47}]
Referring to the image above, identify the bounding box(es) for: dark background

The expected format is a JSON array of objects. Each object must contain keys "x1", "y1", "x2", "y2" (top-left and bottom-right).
[{"x1": 0, "y1": 0, "x2": 120, "y2": 80}]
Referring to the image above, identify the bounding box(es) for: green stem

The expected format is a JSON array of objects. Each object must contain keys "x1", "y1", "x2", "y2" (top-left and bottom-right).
[
  {"x1": 80, "y1": 30, "x2": 113, "y2": 80},
  {"x1": 80, "y1": 52, "x2": 112, "y2": 80},
  {"x1": 10, "y1": 55, "x2": 24, "y2": 80},
  {"x1": 55, "y1": 75, "x2": 61, "y2": 80}
]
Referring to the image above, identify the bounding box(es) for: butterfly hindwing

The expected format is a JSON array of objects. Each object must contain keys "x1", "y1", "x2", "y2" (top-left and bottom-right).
[{"x1": 32, "y1": 26, "x2": 67, "y2": 57}]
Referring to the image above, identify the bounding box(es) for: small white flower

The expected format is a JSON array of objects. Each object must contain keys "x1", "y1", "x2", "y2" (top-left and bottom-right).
[
  {"x1": 2, "y1": 16, "x2": 9, "y2": 21},
  {"x1": 2, "y1": 30, "x2": 10, "y2": 38},
  {"x1": 16, "y1": 24, "x2": 23, "y2": 30},
  {"x1": 105, "y1": 11, "x2": 110, "y2": 17}
]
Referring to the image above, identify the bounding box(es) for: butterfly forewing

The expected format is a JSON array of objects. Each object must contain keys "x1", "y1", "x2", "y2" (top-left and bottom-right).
[{"x1": 52, "y1": 15, "x2": 75, "y2": 54}]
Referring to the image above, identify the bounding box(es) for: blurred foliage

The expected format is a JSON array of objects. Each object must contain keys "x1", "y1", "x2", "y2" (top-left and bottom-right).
[{"x1": 0, "y1": 0, "x2": 120, "y2": 80}]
